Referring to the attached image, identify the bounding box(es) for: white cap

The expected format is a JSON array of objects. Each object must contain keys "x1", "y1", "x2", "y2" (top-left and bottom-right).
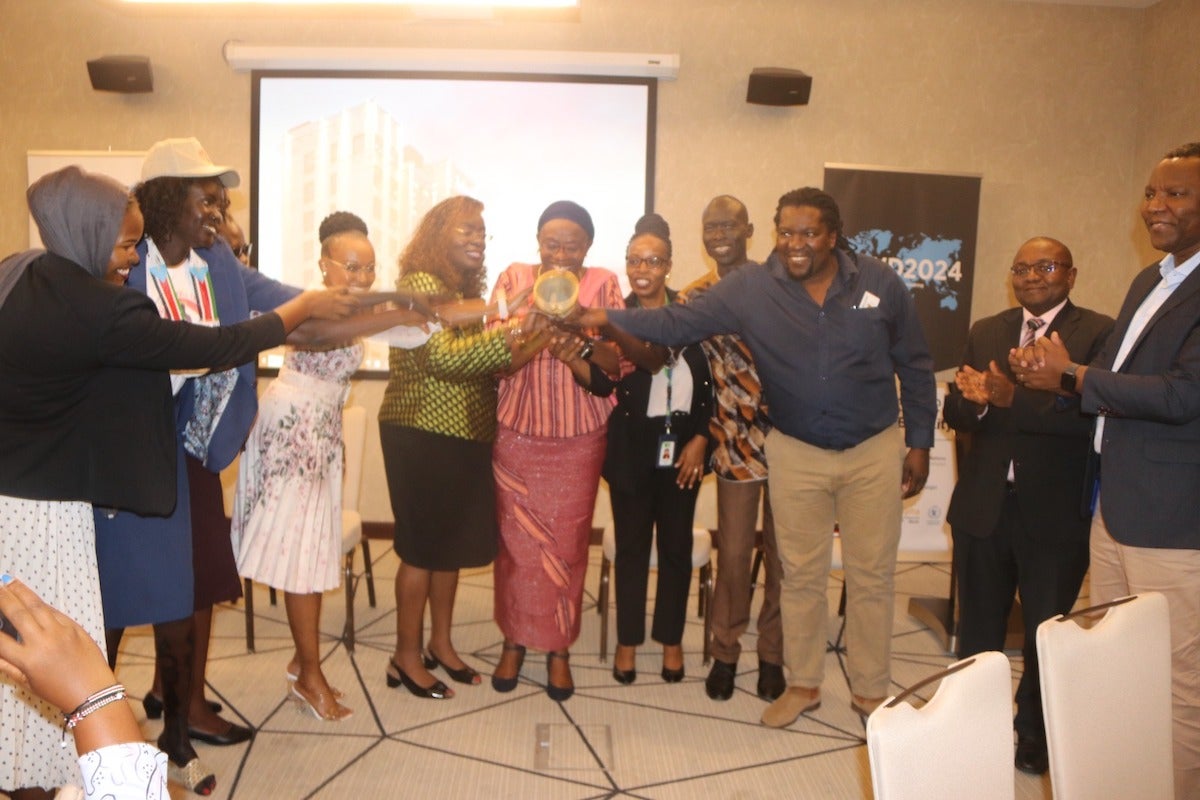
[{"x1": 141, "y1": 137, "x2": 239, "y2": 187}]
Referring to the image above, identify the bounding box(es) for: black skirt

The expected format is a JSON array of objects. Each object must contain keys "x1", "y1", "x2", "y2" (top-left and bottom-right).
[{"x1": 380, "y1": 423, "x2": 499, "y2": 571}]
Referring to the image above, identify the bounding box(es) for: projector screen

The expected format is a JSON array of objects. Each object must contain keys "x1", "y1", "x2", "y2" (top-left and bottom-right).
[{"x1": 252, "y1": 71, "x2": 655, "y2": 307}]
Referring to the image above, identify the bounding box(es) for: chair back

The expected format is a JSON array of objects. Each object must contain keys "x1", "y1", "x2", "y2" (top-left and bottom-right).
[
  {"x1": 1036, "y1": 593, "x2": 1172, "y2": 800},
  {"x1": 342, "y1": 405, "x2": 367, "y2": 513},
  {"x1": 867, "y1": 651, "x2": 1014, "y2": 800}
]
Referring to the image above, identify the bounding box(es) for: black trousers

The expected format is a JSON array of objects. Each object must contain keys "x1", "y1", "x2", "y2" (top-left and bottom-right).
[
  {"x1": 953, "y1": 488, "x2": 1090, "y2": 740},
  {"x1": 610, "y1": 469, "x2": 700, "y2": 647}
]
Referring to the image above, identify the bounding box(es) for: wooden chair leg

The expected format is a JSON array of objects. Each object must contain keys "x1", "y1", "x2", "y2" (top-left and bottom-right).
[
  {"x1": 701, "y1": 562, "x2": 714, "y2": 666},
  {"x1": 598, "y1": 554, "x2": 611, "y2": 663},
  {"x1": 361, "y1": 538, "x2": 376, "y2": 608},
  {"x1": 342, "y1": 551, "x2": 356, "y2": 653},
  {"x1": 244, "y1": 577, "x2": 256, "y2": 653}
]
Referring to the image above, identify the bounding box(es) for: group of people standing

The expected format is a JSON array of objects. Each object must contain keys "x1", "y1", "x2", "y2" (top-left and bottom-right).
[{"x1": 1, "y1": 133, "x2": 1196, "y2": 800}]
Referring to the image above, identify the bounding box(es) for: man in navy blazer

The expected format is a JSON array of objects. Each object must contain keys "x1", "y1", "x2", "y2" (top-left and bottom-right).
[
  {"x1": 945, "y1": 236, "x2": 1112, "y2": 774},
  {"x1": 1013, "y1": 142, "x2": 1200, "y2": 800}
]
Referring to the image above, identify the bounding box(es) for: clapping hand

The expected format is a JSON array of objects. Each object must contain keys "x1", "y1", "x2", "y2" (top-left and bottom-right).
[{"x1": 956, "y1": 361, "x2": 1015, "y2": 407}]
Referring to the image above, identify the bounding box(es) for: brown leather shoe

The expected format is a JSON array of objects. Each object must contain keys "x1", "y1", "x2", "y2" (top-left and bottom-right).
[
  {"x1": 761, "y1": 686, "x2": 821, "y2": 728},
  {"x1": 851, "y1": 694, "x2": 886, "y2": 719}
]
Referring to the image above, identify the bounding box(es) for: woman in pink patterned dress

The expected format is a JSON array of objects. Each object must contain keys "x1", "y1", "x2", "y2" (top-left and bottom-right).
[{"x1": 489, "y1": 201, "x2": 625, "y2": 700}]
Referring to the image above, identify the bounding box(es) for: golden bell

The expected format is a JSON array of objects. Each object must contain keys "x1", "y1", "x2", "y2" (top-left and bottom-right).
[{"x1": 532, "y1": 267, "x2": 580, "y2": 318}]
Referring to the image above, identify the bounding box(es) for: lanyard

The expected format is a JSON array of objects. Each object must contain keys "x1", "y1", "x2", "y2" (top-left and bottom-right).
[
  {"x1": 147, "y1": 251, "x2": 216, "y2": 323},
  {"x1": 663, "y1": 361, "x2": 673, "y2": 434}
]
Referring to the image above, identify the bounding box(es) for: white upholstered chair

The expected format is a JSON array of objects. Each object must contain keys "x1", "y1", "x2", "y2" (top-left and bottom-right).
[
  {"x1": 596, "y1": 525, "x2": 712, "y2": 665},
  {"x1": 1036, "y1": 593, "x2": 1173, "y2": 800},
  {"x1": 867, "y1": 650, "x2": 1014, "y2": 800}
]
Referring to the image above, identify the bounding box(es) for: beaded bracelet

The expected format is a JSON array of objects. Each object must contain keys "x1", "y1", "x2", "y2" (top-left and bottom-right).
[{"x1": 61, "y1": 684, "x2": 126, "y2": 747}]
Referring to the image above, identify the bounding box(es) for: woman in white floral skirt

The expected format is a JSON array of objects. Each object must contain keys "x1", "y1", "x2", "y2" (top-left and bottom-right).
[{"x1": 233, "y1": 212, "x2": 423, "y2": 721}]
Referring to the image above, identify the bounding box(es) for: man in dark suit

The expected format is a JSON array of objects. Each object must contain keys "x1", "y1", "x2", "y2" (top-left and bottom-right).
[
  {"x1": 1013, "y1": 142, "x2": 1200, "y2": 800},
  {"x1": 945, "y1": 236, "x2": 1112, "y2": 775}
]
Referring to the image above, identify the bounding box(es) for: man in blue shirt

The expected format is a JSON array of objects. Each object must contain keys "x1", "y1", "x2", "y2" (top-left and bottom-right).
[{"x1": 582, "y1": 187, "x2": 936, "y2": 727}]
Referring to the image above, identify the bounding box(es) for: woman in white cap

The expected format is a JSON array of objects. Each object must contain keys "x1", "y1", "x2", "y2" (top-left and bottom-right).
[{"x1": 93, "y1": 138, "x2": 368, "y2": 794}]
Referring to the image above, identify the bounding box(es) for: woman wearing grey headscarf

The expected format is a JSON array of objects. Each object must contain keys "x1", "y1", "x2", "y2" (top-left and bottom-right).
[{"x1": 0, "y1": 166, "x2": 353, "y2": 798}]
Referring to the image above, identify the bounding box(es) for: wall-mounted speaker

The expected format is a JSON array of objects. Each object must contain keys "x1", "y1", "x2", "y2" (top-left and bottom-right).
[
  {"x1": 87, "y1": 56, "x2": 153, "y2": 93},
  {"x1": 746, "y1": 67, "x2": 811, "y2": 106}
]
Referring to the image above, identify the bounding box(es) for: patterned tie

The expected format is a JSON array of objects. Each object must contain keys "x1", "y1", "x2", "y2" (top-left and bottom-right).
[{"x1": 1021, "y1": 317, "x2": 1045, "y2": 348}]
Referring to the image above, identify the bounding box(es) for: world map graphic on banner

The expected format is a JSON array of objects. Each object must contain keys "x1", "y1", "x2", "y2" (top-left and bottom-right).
[
  {"x1": 824, "y1": 166, "x2": 981, "y2": 373},
  {"x1": 848, "y1": 229, "x2": 965, "y2": 311}
]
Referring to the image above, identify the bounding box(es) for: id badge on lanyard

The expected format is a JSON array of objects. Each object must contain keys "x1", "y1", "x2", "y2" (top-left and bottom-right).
[{"x1": 655, "y1": 361, "x2": 676, "y2": 468}]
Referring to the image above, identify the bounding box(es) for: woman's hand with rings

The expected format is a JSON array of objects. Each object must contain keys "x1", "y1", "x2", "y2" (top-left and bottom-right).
[{"x1": 674, "y1": 437, "x2": 708, "y2": 489}]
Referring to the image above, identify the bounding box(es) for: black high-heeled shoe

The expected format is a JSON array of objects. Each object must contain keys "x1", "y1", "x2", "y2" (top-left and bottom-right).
[
  {"x1": 661, "y1": 665, "x2": 685, "y2": 683},
  {"x1": 142, "y1": 692, "x2": 222, "y2": 720},
  {"x1": 661, "y1": 646, "x2": 685, "y2": 683},
  {"x1": 425, "y1": 650, "x2": 482, "y2": 685},
  {"x1": 612, "y1": 665, "x2": 637, "y2": 684},
  {"x1": 385, "y1": 658, "x2": 453, "y2": 699},
  {"x1": 546, "y1": 651, "x2": 574, "y2": 701},
  {"x1": 491, "y1": 643, "x2": 526, "y2": 693},
  {"x1": 612, "y1": 645, "x2": 636, "y2": 684}
]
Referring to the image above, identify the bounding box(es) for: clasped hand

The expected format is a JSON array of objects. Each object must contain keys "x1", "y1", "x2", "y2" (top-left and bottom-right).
[{"x1": 1008, "y1": 331, "x2": 1071, "y2": 392}]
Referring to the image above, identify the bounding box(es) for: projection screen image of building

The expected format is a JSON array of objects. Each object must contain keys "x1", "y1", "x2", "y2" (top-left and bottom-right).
[{"x1": 253, "y1": 72, "x2": 655, "y2": 309}]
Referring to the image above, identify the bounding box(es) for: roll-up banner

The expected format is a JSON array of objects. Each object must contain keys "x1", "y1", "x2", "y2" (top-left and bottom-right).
[{"x1": 824, "y1": 165, "x2": 981, "y2": 560}]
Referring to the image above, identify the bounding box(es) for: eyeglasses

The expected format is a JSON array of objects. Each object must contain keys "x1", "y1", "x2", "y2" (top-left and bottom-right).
[
  {"x1": 453, "y1": 226, "x2": 492, "y2": 242},
  {"x1": 231, "y1": 243, "x2": 253, "y2": 259},
  {"x1": 703, "y1": 221, "x2": 741, "y2": 234},
  {"x1": 1010, "y1": 260, "x2": 1070, "y2": 277},
  {"x1": 322, "y1": 257, "x2": 376, "y2": 275},
  {"x1": 626, "y1": 255, "x2": 669, "y2": 269},
  {"x1": 539, "y1": 239, "x2": 587, "y2": 259}
]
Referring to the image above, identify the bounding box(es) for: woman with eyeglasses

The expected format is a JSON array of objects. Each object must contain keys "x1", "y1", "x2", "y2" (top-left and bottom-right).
[
  {"x1": 378, "y1": 196, "x2": 533, "y2": 701},
  {"x1": 603, "y1": 213, "x2": 712, "y2": 685},
  {"x1": 488, "y1": 200, "x2": 625, "y2": 701},
  {"x1": 232, "y1": 211, "x2": 433, "y2": 721}
]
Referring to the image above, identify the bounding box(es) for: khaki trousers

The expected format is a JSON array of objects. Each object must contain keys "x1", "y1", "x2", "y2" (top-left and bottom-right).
[
  {"x1": 765, "y1": 426, "x2": 904, "y2": 698},
  {"x1": 1091, "y1": 502, "x2": 1200, "y2": 800}
]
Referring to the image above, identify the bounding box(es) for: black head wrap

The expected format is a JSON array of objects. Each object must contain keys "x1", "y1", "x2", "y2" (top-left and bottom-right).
[{"x1": 537, "y1": 200, "x2": 594, "y2": 241}]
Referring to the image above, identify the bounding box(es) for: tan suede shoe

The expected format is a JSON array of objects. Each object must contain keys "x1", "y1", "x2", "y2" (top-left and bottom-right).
[{"x1": 761, "y1": 686, "x2": 821, "y2": 728}]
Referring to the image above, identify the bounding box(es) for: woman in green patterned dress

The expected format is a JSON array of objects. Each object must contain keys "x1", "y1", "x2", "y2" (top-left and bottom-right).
[{"x1": 378, "y1": 196, "x2": 527, "y2": 699}]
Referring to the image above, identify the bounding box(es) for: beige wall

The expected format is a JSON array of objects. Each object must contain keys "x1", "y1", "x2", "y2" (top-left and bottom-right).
[{"x1": 3, "y1": 0, "x2": 1197, "y2": 522}]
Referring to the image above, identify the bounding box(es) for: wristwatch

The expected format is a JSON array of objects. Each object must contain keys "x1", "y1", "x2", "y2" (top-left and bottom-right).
[{"x1": 1060, "y1": 363, "x2": 1080, "y2": 393}]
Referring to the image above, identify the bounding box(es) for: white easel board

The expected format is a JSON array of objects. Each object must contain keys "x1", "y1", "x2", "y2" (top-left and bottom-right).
[{"x1": 26, "y1": 150, "x2": 145, "y2": 247}]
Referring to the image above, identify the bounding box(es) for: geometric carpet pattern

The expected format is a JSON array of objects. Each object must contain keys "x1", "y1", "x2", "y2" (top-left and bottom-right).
[{"x1": 108, "y1": 548, "x2": 1058, "y2": 799}]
